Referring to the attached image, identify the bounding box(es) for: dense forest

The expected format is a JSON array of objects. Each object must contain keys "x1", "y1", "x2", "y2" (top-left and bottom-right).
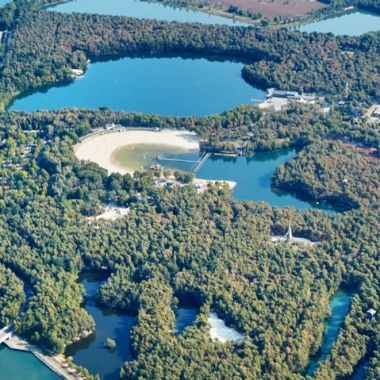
[
  {"x1": 0, "y1": 1, "x2": 377, "y2": 379},
  {"x1": 0, "y1": 264, "x2": 24, "y2": 327},
  {"x1": 273, "y1": 140, "x2": 380, "y2": 210},
  {"x1": 0, "y1": 8, "x2": 379, "y2": 109},
  {"x1": 0, "y1": 106, "x2": 377, "y2": 379}
]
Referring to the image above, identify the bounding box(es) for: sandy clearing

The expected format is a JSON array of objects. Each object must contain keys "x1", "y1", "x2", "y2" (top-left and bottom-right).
[
  {"x1": 86, "y1": 205, "x2": 130, "y2": 222},
  {"x1": 74, "y1": 129, "x2": 199, "y2": 175},
  {"x1": 208, "y1": 313, "x2": 244, "y2": 343}
]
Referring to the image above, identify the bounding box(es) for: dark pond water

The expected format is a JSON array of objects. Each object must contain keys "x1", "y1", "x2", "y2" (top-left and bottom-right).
[
  {"x1": 298, "y1": 11, "x2": 380, "y2": 36},
  {"x1": 175, "y1": 308, "x2": 198, "y2": 335},
  {"x1": 10, "y1": 57, "x2": 264, "y2": 116},
  {"x1": 198, "y1": 149, "x2": 337, "y2": 211},
  {"x1": 50, "y1": 0, "x2": 247, "y2": 25},
  {"x1": 65, "y1": 273, "x2": 135, "y2": 380},
  {"x1": 306, "y1": 290, "x2": 351, "y2": 375},
  {"x1": 351, "y1": 357, "x2": 370, "y2": 380}
]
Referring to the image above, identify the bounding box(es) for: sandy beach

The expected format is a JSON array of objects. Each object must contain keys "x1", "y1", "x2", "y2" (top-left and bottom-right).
[{"x1": 74, "y1": 129, "x2": 199, "y2": 175}]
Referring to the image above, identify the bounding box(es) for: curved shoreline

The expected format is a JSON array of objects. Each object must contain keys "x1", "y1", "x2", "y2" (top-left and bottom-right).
[{"x1": 74, "y1": 128, "x2": 200, "y2": 175}]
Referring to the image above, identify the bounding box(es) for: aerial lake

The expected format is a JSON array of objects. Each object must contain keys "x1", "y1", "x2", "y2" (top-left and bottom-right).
[
  {"x1": 0, "y1": 345, "x2": 59, "y2": 380},
  {"x1": 49, "y1": 0, "x2": 247, "y2": 25},
  {"x1": 65, "y1": 273, "x2": 134, "y2": 380},
  {"x1": 198, "y1": 149, "x2": 336, "y2": 211},
  {"x1": 10, "y1": 57, "x2": 263, "y2": 116},
  {"x1": 306, "y1": 290, "x2": 351, "y2": 375},
  {"x1": 298, "y1": 11, "x2": 380, "y2": 36}
]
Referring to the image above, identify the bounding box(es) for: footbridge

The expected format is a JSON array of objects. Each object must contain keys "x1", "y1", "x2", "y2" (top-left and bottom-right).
[{"x1": 157, "y1": 152, "x2": 210, "y2": 173}]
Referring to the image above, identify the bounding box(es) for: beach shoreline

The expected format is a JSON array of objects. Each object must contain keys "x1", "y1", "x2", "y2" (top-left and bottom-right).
[{"x1": 74, "y1": 128, "x2": 199, "y2": 175}]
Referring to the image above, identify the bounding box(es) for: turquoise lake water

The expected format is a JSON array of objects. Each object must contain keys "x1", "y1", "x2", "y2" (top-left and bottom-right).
[
  {"x1": 298, "y1": 11, "x2": 380, "y2": 36},
  {"x1": 10, "y1": 57, "x2": 263, "y2": 116},
  {"x1": 65, "y1": 273, "x2": 134, "y2": 380},
  {"x1": 306, "y1": 290, "x2": 351, "y2": 375},
  {"x1": 0, "y1": 345, "x2": 59, "y2": 380},
  {"x1": 198, "y1": 149, "x2": 336, "y2": 211},
  {"x1": 50, "y1": 0, "x2": 247, "y2": 25}
]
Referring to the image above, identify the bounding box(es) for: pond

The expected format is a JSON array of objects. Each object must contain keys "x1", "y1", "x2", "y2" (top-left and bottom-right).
[
  {"x1": 198, "y1": 149, "x2": 336, "y2": 211},
  {"x1": 112, "y1": 143, "x2": 199, "y2": 172},
  {"x1": 351, "y1": 358, "x2": 370, "y2": 380},
  {"x1": 306, "y1": 290, "x2": 351, "y2": 375},
  {"x1": 298, "y1": 11, "x2": 380, "y2": 36},
  {"x1": 0, "y1": 345, "x2": 60, "y2": 380},
  {"x1": 175, "y1": 308, "x2": 198, "y2": 335},
  {"x1": 65, "y1": 273, "x2": 135, "y2": 380},
  {"x1": 49, "y1": 0, "x2": 247, "y2": 26},
  {"x1": 10, "y1": 57, "x2": 264, "y2": 116}
]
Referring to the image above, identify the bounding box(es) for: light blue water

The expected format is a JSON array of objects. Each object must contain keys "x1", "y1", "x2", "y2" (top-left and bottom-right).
[
  {"x1": 0, "y1": 345, "x2": 60, "y2": 380},
  {"x1": 306, "y1": 290, "x2": 351, "y2": 375},
  {"x1": 0, "y1": 1, "x2": 9, "y2": 6},
  {"x1": 10, "y1": 57, "x2": 263, "y2": 116},
  {"x1": 298, "y1": 11, "x2": 380, "y2": 36},
  {"x1": 50, "y1": 0, "x2": 247, "y2": 25},
  {"x1": 198, "y1": 149, "x2": 336, "y2": 211}
]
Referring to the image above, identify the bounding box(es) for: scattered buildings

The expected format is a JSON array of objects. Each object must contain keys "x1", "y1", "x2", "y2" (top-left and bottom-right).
[{"x1": 259, "y1": 88, "x2": 320, "y2": 111}]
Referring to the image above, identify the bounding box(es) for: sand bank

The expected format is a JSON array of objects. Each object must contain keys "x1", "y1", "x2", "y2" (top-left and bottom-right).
[
  {"x1": 74, "y1": 129, "x2": 199, "y2": 175},
  {"x1": 86, "y1": 205, "x2": 130, "y2": 222},
  {"x1": 208, "y1": 313, "x2": 244, "y2": 343}
]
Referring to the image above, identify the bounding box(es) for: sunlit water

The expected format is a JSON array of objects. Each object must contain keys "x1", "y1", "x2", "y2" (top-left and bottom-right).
[
  {"x1": 198, "y1": 149, "x2": 337, "y2": 211},
  {"x1": 0, "y1": 345, "x2": 59, "y2": 380},
  {"x1": 306, "y1": 290, "x2": 351, "y2": 375},
  {"x1": 298, "y1": 11, "x2": 380, "y2": 36},
  {"x1": 49, "y1": 0, "x2": 247, "y2": 26},
  {"x1": 10, "y1": 57, "x2": 264, "y2": 116}
]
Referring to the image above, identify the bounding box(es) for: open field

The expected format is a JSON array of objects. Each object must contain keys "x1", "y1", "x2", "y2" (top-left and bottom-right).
[
  {"x1": 212, "y1": 0, "x2": 326, "y2": 19},
  {"x1": 74, "y1": 129, "x2": 199, "y2": 175}
]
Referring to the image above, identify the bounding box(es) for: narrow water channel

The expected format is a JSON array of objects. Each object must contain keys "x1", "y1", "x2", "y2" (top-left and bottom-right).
[
  {"x1": 297, "y1": 11, "x2": 380, "y2": 36},
  {"x1": 49, "y1": 0, "x2": 247, "y2": 25},
  {"x1": 306, "y1": 290, "x2": 351, "y2": 376},
  {"x1": 65, "y1": 273, "x2": 135, "y2": 380}
]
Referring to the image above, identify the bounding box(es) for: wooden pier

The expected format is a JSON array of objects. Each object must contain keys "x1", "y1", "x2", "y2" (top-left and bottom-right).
[{"x1": 157, "y1": 152, "x2": 210, "y2": 173}]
